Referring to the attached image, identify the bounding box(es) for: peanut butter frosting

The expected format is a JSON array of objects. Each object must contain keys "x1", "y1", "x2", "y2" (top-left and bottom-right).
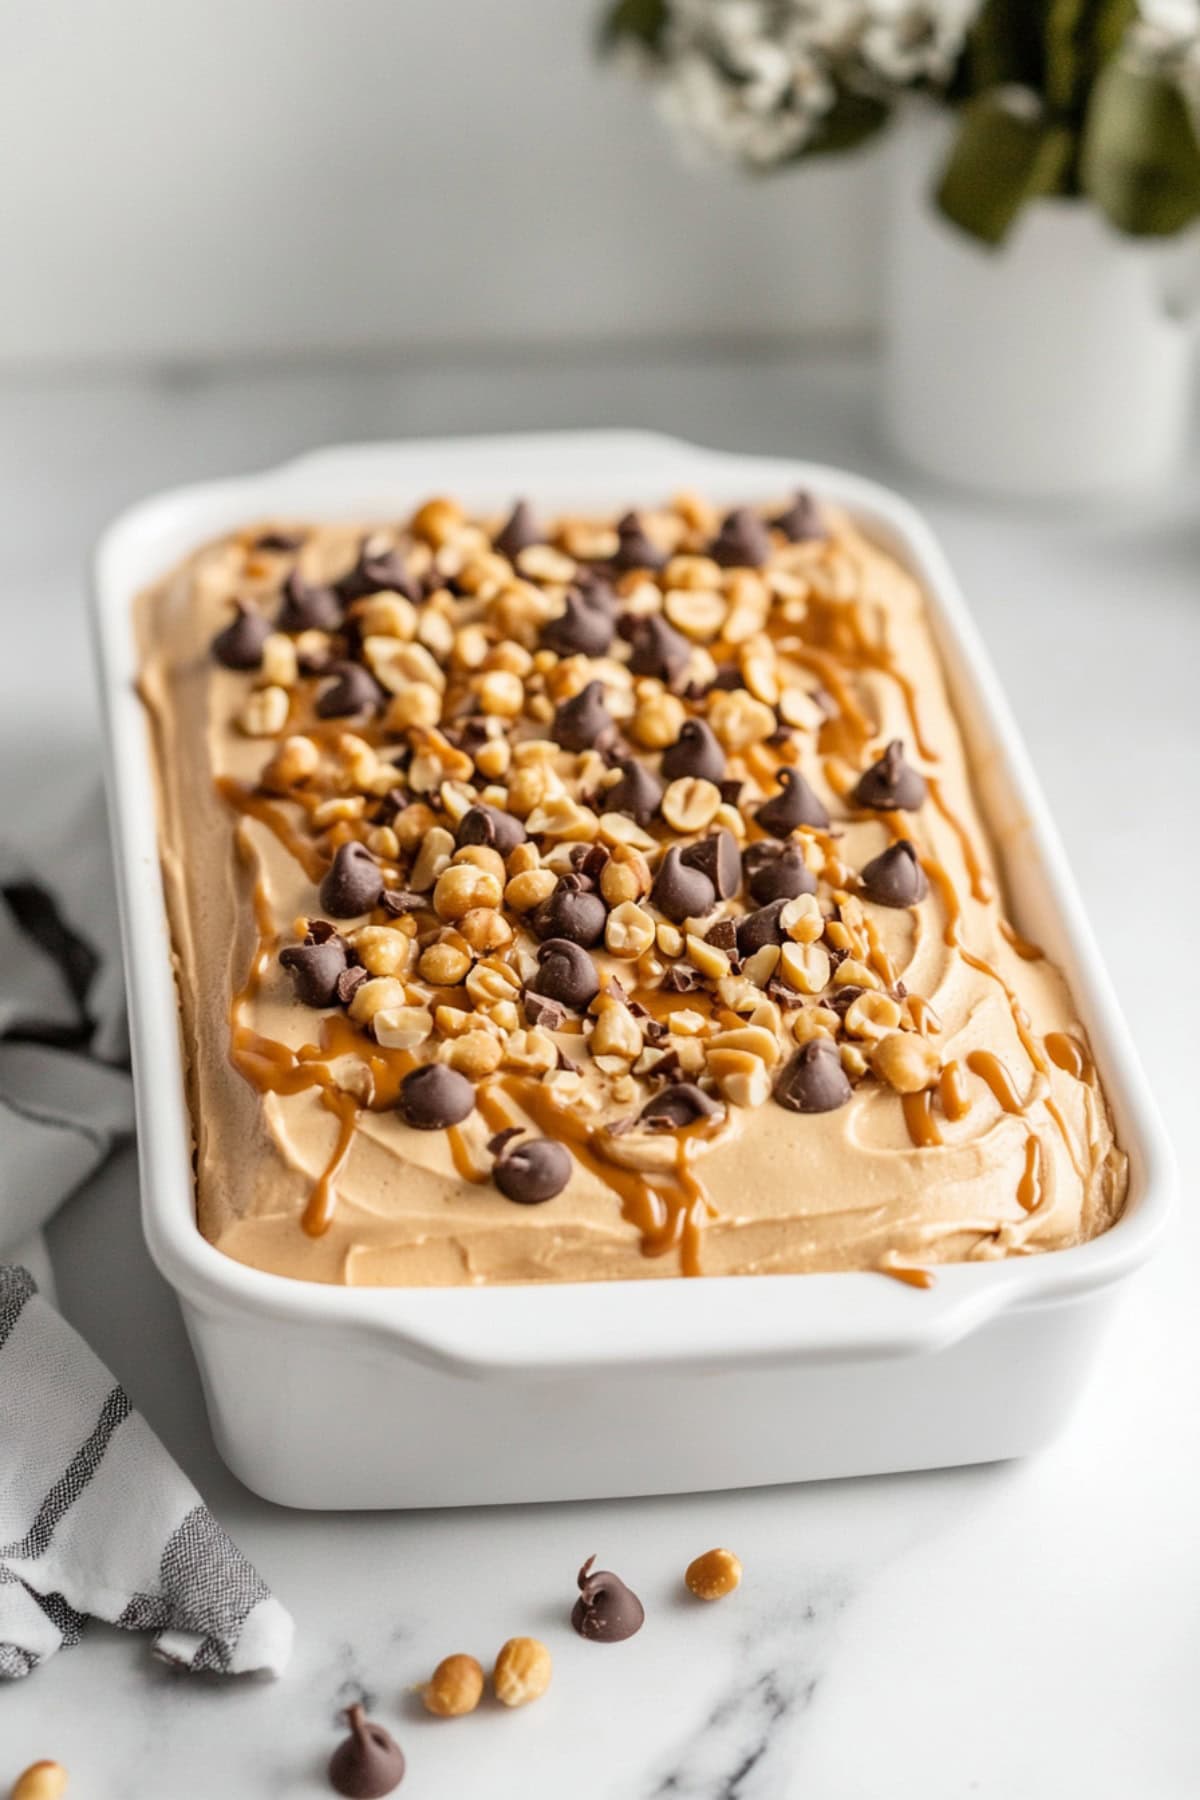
[{"x1": 136, "y1": 489, "x2": 1127, "y2": 1288}]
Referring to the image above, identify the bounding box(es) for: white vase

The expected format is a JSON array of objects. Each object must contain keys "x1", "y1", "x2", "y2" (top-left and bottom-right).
[{"x1": 882, "y1": 110, "x2": 1199, "y2": 499}]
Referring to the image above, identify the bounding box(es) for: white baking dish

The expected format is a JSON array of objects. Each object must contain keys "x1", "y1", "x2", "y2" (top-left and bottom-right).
[{"x1": 91, "y1": 430, "x2": 1173, "y2": 1509}]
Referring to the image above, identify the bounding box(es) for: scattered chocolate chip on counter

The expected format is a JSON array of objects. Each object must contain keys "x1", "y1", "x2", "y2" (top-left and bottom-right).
[
  {"x1": 328, "y1": 1705, "x2": 405, "y2": 1798},
  {"x1": 570, "y1": 1555, "x2": 646, "y2": 1642}
]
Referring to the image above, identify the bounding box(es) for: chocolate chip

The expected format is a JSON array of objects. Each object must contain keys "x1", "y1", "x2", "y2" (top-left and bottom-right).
[
  {"x1": 773, "y1": 490, "x2": 825, "y2": 542},
  {"x1": 748, "y1": 844, "x2": 817, "y2": 904},
  {"x1": 455, "y1": 803, "x2": 526, "y2": 857},
  {"x1": 710, "y1": 506, "x2": 772, "y2": 568},
  {"x1": 570, "y1": 1555, "x2": 645, "y2": 1643},
  {"x1": 611, "y1": 511, "x2": 667, "y2": 572},
  {"x1": 381, "y1": 890, "x2": 426, "y2": 917},
  {"x1": 319, "y1": 842, "x2": 384, "y2": 917},
  {"x1": 494, "y1": 1136, "x2": 572, "y2": 1204},
  {"x1": 328, "y1": 1704, "x2": 405, "y2": 1799},
  {"x1": 254, "y1": 529, "x2": 304, "y2": 552},
  {"x1": 493, "y1": 499, "x2": 542, "y2": 559},
  {"x1": 524, "y1": 991, "x2": 566, "y2": 1032},
  {"x1": 606, "y1": 757, "x2": 663, "y2": 827},
  {"x1": 660, "y1": 963, "x2": 703, "y2": 993},
  {"x1": 575, "y1": 841, "x2": 610, "y2": 884},
  {"x1": 276, "y1": 568, "x2": 343, "y2": 633},
  {"x1": 736, "y1": 897, "x2": 790, "y2": 957},
  {"x1": 540, "y1": 588, "x2": 615, "y2": 658},
  {"x1": 336, "y1": 535, "x2": 421, "y2": 604},
  {"x1": 680, "y1": 829, "x2": 741, "y2": 900},
  {"x1": 532, "y1": 878, "x2": 607, "y2": 948},
  {"x1": 755, "y1": 767, "x2": 830, "y2": 837},
  {"x1": 859, "y1": 838, "x2": 928, "y2": 907},
  {"x1": 720, "y1": 777, "x2": 745, "y2": 807},
  {"x1": 488, "y1": 1127, "x2": 525, "y2": 1157},
  {"x1": 396, "y1": 1062, "x2": 475, "y2": 1130},
  {"x1": 552, "y1": 679, "x2": 614, "y2": 752},
  {"x1": 650, "y1": 846, "x2": 715, "y2": 924},
  {"x1": 774, "y1": 1039, "x2": 852, "y2": 1114},
  {"x1": 661, "y1": 719, "x2": 725, "y2": 785},
  {"x1": 529, "y1": 938, "x2": 600, "y2": 1011},
  {"x1": 627, "y1": 614, "x2": 690, "y2": 684},
  {"x1": 640, "y1": 1084, "x2": 721, "y2": 1130},
  {"x1": 704, "y1": 917, "x2": 738, "y2": 954},
  {"x1": 335, "y1": 964, "x2": 368, "y2": 1005},
  {"x1": 316, "y1": 660, "x2": 385, "y2": 719},
  {"x1": 211, "y1": 602, "x2": 271, "y2": 670},
  {"x1": 278, "y1": 939, "x2": 347, "y2": 1007},
  {"x1": 852, "y1": 740, "x2": 927, "y2": 812}
]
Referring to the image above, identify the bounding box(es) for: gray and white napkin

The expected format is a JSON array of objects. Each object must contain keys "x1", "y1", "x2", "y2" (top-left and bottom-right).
[
  {"x1": 0, "y1": 1266, "x2": 293, "y2": 1679},
  {"x1": 0, "y1": 784, "x2": 293, "y2": 1679}
]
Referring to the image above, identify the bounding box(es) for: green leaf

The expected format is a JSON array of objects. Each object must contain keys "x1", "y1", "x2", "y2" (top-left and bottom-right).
[
  {"x1": 935, "y1": 90, "x2": 1076, "y2": 243},
  {"x1": 600, "y1": 0, "x2": 668, "y2": 53},
  {"x1": 788, "y1": 87, "x2": 891, "y2": 160},
  {"x1": 1081, "y1": 60, "x2": 1200, "y2": 234}
]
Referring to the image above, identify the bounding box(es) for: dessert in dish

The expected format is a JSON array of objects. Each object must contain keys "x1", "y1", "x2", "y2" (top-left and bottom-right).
[{"x1": 136, "y1": 487, "x2": 1127, "y2": 1288}]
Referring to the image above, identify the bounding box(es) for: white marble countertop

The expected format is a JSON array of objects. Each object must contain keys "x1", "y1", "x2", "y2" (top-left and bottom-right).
[{"x1": 1, "y1": 348, "x2": 1196, "y2": 1799}]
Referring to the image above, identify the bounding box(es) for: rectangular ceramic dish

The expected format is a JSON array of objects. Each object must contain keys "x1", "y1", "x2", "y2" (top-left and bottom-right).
[{"x1": 92, "y1": 430, "x2": 1173, "y2": 1509}]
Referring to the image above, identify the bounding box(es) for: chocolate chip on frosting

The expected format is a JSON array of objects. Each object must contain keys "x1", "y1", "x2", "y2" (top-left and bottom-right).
[
  {"x1": 660, "y1": 719, "x2": 725, "y2": 786},
  {"x1": 493, "y1": 499, "x2": 542, "y2": 560},
  {"x1": 279, "y1": 939, "x2": 347, "y2": 1008},
  {"x1": 611, "y1": 511, "x2": 667, "y2": 572},
  {"x1": 570, "y1": 1555, "x2": 645, "y2": 1643},
  {"x1": 328, "y1": 1704, "x2": 406, "y2": 1799},
  {"x1": 529, "y1": 937, "x2": 600, "y2": 1011},
  {"x1": 456, "y1": 803, "x2": 526, "y2": 857},
  {"x1": 605, "y1": 758, "x2": 663, "y2": 827},
  {"x1": 710, "y1": 506, "x2": 772, "y2": 569},
  {"x1": 540, "y1": 588, "x2": 615, "y2": 658},
  {"x1": 680, "y1": 829, "x2": 741, "y2": 901},
  {"x1": 774, "y1": 1039, "x2": 852, "y2": 1114},
  {"x1": 336, "y1": 964, "x2": 368, "y2": 1005},
  {"x1": 640, "y1": 1083, "x2": 722, "y2": 1130},
  {"x1": 627, "y1": 613, "x2": 691, "y2": 686},
  {"x1": 397, "y1": 1062, "x2": 475, "y2": 1131},
  {"x1": 494, "y1": 1136, "x2": 572, "y2": 1204},
  {"x1": 747, "y1": 844, "x2": 817, "y2": 904},
  {"x1": 773, "y1": 490, "x2": 825, "y2": 542},
  {"x1": 859, "y1": 838, "x2": 928, "y2": 907},
  {"x1": 523, "y1": 991, "x2": 566, "y2": 1032},
  {"x1": 650, "y1": 846, "x2": 716, "y2": 925},
  {"x1": 211, "y1": 602, "x2": 271, "y2": 670},
  {"x1": 852, "y1": 740, "x2": 927, "y2": 812},
  {"x1": 316, "y1": 661, "x2": 385, "y2": 719},
  {"x1": 754, "y1": 767, "x2": 830, "y2": 837},
  {"x1": 276, "y1": 568, "x2": 343, "y2": 634},
  {"x1": 319, "y1": 842, "x2": 384, "y2": 917},
  {"x1": 736, "y1": 897, "x2": 790, "y2": 957},
  {"x1": 552, "y1": 679, "x2": 615, "y2": 752},
  {"x1": 532, "y1": 877, "x2": 607, "y2": 947},
  {"x1": 336, "y1": 536, "x2": 421, "y2": 604}
]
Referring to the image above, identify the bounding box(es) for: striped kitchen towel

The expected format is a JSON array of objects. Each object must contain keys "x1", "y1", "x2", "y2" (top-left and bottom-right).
[
  {"x1": 0, "y1": 780, "x2": 133, "y2": 1264},
  {"x1": 0, "y1": 1265, "x2": 293, "y2": 1679}
]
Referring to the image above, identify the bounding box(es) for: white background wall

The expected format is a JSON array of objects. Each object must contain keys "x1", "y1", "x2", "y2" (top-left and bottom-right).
[{"x1": 0, "y1": 0, "x2": 882, "y2": 367}]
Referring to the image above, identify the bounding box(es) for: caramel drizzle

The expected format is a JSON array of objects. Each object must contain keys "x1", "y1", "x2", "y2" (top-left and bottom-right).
[
  {"x1": 499, "y1": 1075, "x2": 721, "y2": 1279},
  {"x1": 216, "y1": 777, "x2": 329, "y2": 883},
  {"x1": 1016, "y1": 1134, "x2": 1043, "y2": 1212},
  {"x1": 1045, "y1": 1031, "x2": 1090, "y2": 1082},
  {"x1": 878, "y1": 1260, "x2": 936, "y2": 1291},
  {"x1": 965, "y1": 1050, "x2": 1028, "y2": 1114},
  {"x1": 1000, "y1": 919, "x2": 1045, "y2": 962},
  {"x1": 924, "y1": 777, "x2": 994, "y2": 905},
  {"x1": 901, "y1": 1089, "x2": 942, "y2": 1148},
  {"x1": 938, "y1": 1060, "x2": 971, "y2": 1122},
  {"x1": 304, "y1": 1088, "x2": 359, "y2": 1236}
]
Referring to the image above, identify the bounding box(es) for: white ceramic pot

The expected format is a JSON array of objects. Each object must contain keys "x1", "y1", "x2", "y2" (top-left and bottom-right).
[{"x1": 883, "y1": 110, "x2": 1199, "y2": 499}]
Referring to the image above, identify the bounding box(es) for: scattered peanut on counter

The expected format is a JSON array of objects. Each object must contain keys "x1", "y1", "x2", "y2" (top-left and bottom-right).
[
  {"x1": 423, "y1": 1652, "x2": 485, "y2": 1718},
  {"x1": 685, "y1": 1547, "x2": 743, "y2": 1600},
  {"x1": 10, "y1": 1764, "x2": 68, "y2": 1800},
  {"x1": 492, "y1": 1636, "x2": 553, "y2": 1707}
]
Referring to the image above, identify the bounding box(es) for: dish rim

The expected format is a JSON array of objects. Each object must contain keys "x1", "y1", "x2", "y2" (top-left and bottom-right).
[{"x1": 90, "y1": 427, "x2": 1175, "y2": 1379}]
